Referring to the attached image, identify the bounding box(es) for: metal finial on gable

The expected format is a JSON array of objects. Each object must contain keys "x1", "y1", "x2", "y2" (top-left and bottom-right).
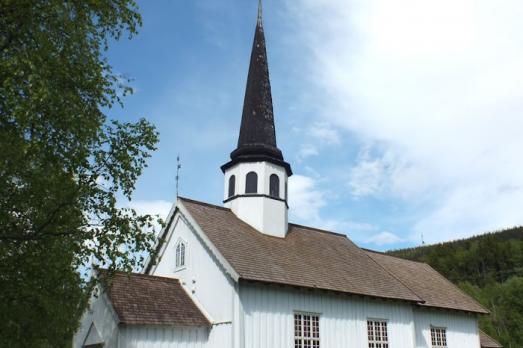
[{"x1": 176, "y1": 155, "x2": 182, "y2": 198}]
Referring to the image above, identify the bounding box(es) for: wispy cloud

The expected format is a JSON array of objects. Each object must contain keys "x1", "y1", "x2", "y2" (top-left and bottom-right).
[
  {"x1": 288, "y1": 175, "x2": 326, "y2": 222},
  {"x1": 284, "y1": 0, "x2": 523, "y2": 244},
  {"x1": 288, "y1": 174, "x2": 379, "y2": 240},
  {"x1": 297, "y1": 144, "x2": 319, "y2": 162},
  {"x1": 308, "y1": 121, "x2": 341, "y2": 145},
  {"x1": 366, "y1": 231, "x2": 403, "y2": 246},
  {"x1": 127, "y1": 200, "x2": 172, "y2": 219},
  {"x1": 125, "y1": 200, "x2": 173, "y2": 235}
]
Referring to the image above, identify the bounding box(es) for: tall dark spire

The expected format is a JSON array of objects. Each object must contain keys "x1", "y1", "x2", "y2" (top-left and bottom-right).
[{"x1": 222, "y1": 0, "x2": 292, "y2": 175}]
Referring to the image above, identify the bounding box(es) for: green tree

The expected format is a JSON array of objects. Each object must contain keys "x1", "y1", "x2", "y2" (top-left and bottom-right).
[
  {"x1": 0, "y1": 1, "x2": 160, "y2": 346},
  {"x1": 461, "y1": 278, "x2": 523, "y2": 348}
]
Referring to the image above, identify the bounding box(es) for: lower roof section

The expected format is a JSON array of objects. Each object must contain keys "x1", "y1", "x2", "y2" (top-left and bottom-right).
[
  {"x1": 480, "y1": 330, "x2": 503, "y2": 348},
  {"x1": 99, "y1": 271, "x2": 210, "y2": 327}
]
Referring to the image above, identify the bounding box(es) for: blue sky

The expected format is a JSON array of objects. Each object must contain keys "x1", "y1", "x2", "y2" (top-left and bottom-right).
[{"x1": 107, "y1": 0, "x2": 523, "y2": 250}]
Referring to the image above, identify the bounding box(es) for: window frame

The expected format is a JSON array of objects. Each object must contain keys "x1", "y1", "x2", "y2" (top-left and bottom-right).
[
  {"x1": 430, "y1": 326, "x2": 447, "y2": 348},
  {"x1": 294, "y1": 312, "x2": 320, "y2": 348},
  {"x1": 228, "y1": 175, "x2": 236, "y2": 198},
  {"x1": 367, "y1": 319, "x2": 389, "y2": 348},
  {"x1": 269, "y1": 173, "x2": 280, "y2": 198},
  {"x1": 245, "y1": 171, "x2": 258, "y2": 194},
  {"x1": 174, "y1": 238, "x2": 187, "y2": 271}
]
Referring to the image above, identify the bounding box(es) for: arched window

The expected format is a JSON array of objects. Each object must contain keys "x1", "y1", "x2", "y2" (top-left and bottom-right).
[
  {"x1": 245, "y1": 171, "x2": 258, "y2": 194},
  {"x1": 270, "y1": 174, "x2": 280, "y2": 198},
  {"x1": 228, "y1": 175, "x2": 236, "y2": 197},
  {"x1": 175, "y1": 240, "x2": 186, "y2": 269}
]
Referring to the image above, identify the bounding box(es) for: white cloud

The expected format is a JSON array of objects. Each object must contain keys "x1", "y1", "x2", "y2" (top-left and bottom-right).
[
  {"x1": 288, "y1": 174, "x2": 378, "y2": 239},
  {"x1": 127, "y1": 200, "x2": 173, "y2": 219},
  {"x1": 308, "y1": 121, "x2": 341, "y2": 145},
  {"x1": 288, "y1": 175, "x2": 326, "y2": 222},
  {"x1": 366, "y1": 231, "x2": 403, "y2": 246},
  {"x1": 297, "y1": 144, "x2": 319, "y2": 162},
  {"x1": 285, "y1": 0, "x2": 523, "y2": 243}
]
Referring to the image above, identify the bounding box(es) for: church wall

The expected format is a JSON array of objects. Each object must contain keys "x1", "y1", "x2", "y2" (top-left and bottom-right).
[
  {"x1": 119, "y1": 324, "x2": 231, "y2": 348},
  {"x1": 151, "y1": 211, "x2": 236, "y2": 324},
  {"x1": 413, "y1": 308, "x2": 480, "y2": 348},
  {"x1": 240, "y1": 282, "x2": 416, "y2": 348},
  {"x1": 73, "y1": 288, "x2": 120, "y2": 348}
]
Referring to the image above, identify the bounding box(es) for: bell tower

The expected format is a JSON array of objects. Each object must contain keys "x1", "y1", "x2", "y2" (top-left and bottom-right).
[{"x1": 221, "y1": 0, "x2": 292, "y2": 238}]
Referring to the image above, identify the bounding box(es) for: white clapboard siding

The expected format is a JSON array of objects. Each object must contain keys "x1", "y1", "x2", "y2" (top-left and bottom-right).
[
  {"x1": 119, "y1": 324, "x2": 231, "y2": 348},
  {"x1": 413, "y1": 308, "x2": 480, "y2": 348},
  {"x1": 152, "y1": 212, "x2": 235, "y2": 323},
  {"x1": 240, "y1": 282, "x2": 416, "y2": 348},
  {"x1": 73, "y1": 290, "x2": 119, "y2": 348}
]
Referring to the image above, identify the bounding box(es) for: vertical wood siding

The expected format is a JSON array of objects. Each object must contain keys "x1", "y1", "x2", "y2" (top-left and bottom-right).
[
  {"x1": 153, "y1": 214, "x2": 235, "y2": 323},
  {"x1": 413, "y1": 309, "x2": 480, "y2": 348},
  {"x1": 241, "y1": 283, "x2": 416, "y2": 348},
  {"x1": 73, "y1": 291, "x2": 119, "y2": 348},
  {"x1": 119, "y1": 324, "x2": 231, "y2": 348}
]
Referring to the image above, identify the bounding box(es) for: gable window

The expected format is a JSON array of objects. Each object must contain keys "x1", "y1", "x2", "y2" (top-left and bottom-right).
[
  {"x1": 245, "y1": 171, "x2": 258, "y2": 194},
  {"x1": 175, "y1": 240, "x2": 186, "y2": 269},
  {"x1": 228, "y1": 175, "x2": 236, "y2": 197},
  {"x1": 430, "y1": 327, "x2": 447, "y2": 348},
  {"x1": 367, "y1": 320, "x2": 388, "y2": 348},
  {"x1": 269, "y1": 174, "x2": 280, "y2": 198},
  {"x1": 294, "y1": 313, "x2": 320, "y2": 348}
]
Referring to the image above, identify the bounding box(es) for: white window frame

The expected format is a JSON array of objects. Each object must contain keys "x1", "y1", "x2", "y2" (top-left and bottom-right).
[
  {"x1": 367, "y1": 319, "x2": 389, "y2": 348},
  {"x1": 430, "y1": 326, "x2": 447, "y2": 348},
  {"x1": 294, "y1": 312, "x2": 320, "y2": 348},
  {"x1": 174, "y1": 238, "x2": 187, "y2": 271}
]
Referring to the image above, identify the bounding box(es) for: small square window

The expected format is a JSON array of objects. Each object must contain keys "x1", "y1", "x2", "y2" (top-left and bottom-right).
[
  {"x1": 430, "y1": 327, "x2": 447, "y2": 347},
  {"x1": 367, "y1": 320, "x2": 389, "y2": 348},
  {"x1": 294, "y1": 313, "x2": 320, "y2": 348}
]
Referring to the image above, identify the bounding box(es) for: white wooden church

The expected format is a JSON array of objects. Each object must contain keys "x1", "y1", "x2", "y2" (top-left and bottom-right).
[{"x1": 75, "y1": 3, "x2": 502, "y2": 348}]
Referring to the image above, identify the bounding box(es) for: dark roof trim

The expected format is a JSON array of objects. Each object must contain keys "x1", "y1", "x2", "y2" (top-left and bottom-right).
[
  {"x1": 144, "y1": 206, "x2": 178, "y2": 274},
  {"x1": 221, "y1": 155, "x2": 292, "y2": 176},
  {"x1": 223, "y1": 193, "x2": 288, "y2": 207}
]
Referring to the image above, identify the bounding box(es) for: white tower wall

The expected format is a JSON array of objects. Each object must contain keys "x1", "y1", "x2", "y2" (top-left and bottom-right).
[{"x1": 223, "y1": 162, "x2": 288, "y2": 238}]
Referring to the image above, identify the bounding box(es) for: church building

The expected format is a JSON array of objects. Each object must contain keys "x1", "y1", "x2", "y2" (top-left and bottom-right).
[{"x1": 74, "y1": 3, "x2": 502, "y2": 348}]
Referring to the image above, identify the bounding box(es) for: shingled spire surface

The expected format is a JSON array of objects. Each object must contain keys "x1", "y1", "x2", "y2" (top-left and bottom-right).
[{"x1": 222, "y1": 1, "x2": 292, "y2": 175}]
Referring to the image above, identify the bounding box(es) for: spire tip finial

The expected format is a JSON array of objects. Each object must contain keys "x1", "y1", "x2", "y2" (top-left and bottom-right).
[{"x1": 257, "y1": 0, "x2": 263, "y2": 26}]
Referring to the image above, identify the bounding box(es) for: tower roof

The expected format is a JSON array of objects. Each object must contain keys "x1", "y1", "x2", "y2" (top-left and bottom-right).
[{"x1": 222, "y1": 1, "x2": 292, "y2": 175}]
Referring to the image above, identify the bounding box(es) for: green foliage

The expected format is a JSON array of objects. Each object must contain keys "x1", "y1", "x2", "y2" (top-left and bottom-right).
[
  {"x1": 0, "y1": 0, "x2": 160, "y2": 346},
  {"x1": 460, "y1": 278, "x2": 523, "y2": 348},
  {"x1": 389, "y1": 227, "x2": 523, "y2": 347}
]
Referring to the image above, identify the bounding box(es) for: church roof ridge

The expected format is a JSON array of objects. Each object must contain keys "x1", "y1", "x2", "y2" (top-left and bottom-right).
[{"x1": 289, "y1": 223, "x2": 348, "y2": 238}]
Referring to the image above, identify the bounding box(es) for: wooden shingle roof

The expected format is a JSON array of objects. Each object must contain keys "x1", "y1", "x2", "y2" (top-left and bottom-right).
[
  {"x1": 365, "y1": 250, "x2": 489, "y2": 314},
  {"x1": 480, "y1": 330, "x2": 503, "y2": 348},
  {"x1": 100, "y1": 271, "x2": 210, "y2": 327},
  {"x1": 178, "y1": 197, "x2": 488, "y2": 314}
]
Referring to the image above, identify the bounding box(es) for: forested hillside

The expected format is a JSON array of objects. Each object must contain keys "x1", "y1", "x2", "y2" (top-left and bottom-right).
[{"x1": 389, "y1": 227, "x2": 523, "y2": 347}]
